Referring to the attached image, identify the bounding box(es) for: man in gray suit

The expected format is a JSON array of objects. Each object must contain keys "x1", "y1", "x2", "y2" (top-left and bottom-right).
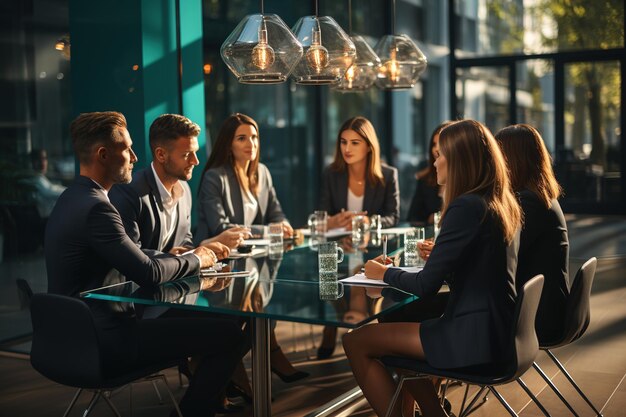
[{"x1": 45, "y1": 111, "x2": 243, "y2": 417}]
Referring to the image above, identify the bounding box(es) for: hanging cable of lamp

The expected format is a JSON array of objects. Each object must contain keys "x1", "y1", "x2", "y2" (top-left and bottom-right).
[
  {"x1": 221, "y1": 0, "x2": 303, "y2": 84},
  {"x1": 290, "y1": 0, "x2": 356, "y2": 85},
  {"x1": 335, "y1": 0, "x2": 381, "y2": 92},
  {"x1": 375, "y1": 0, "x2": 427, "y2": 90}
]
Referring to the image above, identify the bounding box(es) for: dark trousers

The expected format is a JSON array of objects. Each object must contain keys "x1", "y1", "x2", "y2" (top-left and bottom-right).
[{"x1": 97, "y1": 312, "x2": 244, "y2": 417}]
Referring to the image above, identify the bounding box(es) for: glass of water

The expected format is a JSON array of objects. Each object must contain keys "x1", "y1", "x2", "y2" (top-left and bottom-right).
[
  {"x1": 351, "y1": 215, "x2": 367, "y2": 247},
  {"x1": 318, "y1": 241, "x2": 344, "y2": 282},
  {"x1": 404, "y1": 227, "x2": 426, "y2": 267},
  {"x1": 268, "y1": 222, "x2": 284, "y2": 259},
  {"x1": 307, "y1": 210, "x2": 328, "y2": 237}
]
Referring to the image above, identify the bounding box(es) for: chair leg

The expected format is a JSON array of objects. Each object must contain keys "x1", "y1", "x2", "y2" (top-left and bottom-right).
[
  {"x1": 151, "y1": 380, "x2": 164, "y2": 404},
  {"x1": 82, "y1": 390, "x2": 101, "y2": 417},
  {"x1": 545, "y1": 349, "x2": 603, "y2": 416},
  {"x1": 100, "y1": 391, "x2": 122, "y2": 417},
  {"x1": 517, "y1": 377, "x2": 551, "y2": 417},
  {"x1": 384, "y1": 375, "x2": 407, "y2": 417},
  {"x1": 459, "y1": 383, "x2": 470, "y2": 417},
  {"x1": 63, "y1": 388, "x2": 83, "y2": 417},
  {"x1": 460, "y1": 386, "x2": 488, "y2": 417},
  {"x1": 158, "y1": 374, "x2": 183, "y2": 417},
  {"x1": 488, "y1": 386, "x2": 518, "y2": 417},
  {"x1": 533, "y1": 362, "x2": 580, "y2": 416}
]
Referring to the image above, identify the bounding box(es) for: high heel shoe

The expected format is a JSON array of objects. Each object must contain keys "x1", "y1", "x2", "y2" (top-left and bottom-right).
[
  {"x1": 226, "y1": 381, "x2": 253, "y2": 404},
  {"x1": 271, "y1": 367, "x2": 310, "y2": 383}
]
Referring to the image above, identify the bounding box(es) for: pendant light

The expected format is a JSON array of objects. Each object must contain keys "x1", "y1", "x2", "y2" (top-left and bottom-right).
[
  {"x1": 335, "y1": 0, "x2": 381, "y2": 92},
  {"x1": 375, "y1": 0, "x2": 427, "y2": 90},
  {"x1": 221, "y1": 0, "x2": 303, "y2": 84},
  {"x1": 291, "y1": 0, "x2": 356, "y2": 85}
]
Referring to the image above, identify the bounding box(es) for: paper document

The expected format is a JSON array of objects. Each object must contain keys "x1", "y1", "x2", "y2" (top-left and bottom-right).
[
  {"x1": 229, "y1": 247, "x2": 267, "y2": 258},
  {"x1": 301, "y1": 227, "x2": 350, "y2": 238},
  {"x1": 244, "y1": 238, "x2": 271, "y2": 246},
  {"x1": 388, "y1": 266, "x2": 424, "y2": 273},
  {"x1": 340, "y1": 274, "x2": 389, "y2": 286},
  {"x1": 380, "y1": 227, "x2": 414, "y2": 235}
]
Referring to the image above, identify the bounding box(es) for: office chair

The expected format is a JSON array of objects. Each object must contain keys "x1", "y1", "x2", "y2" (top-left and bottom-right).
[
  {"x1": 381, "y1": 275, "x2": 545, "y2": 417},
  {"x1": 531, "y1": 257, "x2": 602, "y2": 417},
  {"x1": 30, "y1": 293, "x2": 182, "y2": 417},
  {"x1": 16, "y1": 278, "x2": 34, "y2": 310}
]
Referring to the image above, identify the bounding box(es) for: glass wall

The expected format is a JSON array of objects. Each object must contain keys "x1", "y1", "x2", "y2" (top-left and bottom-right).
[
  {"x1": 452, "y1": 0, "x2": 625, "y2": 213},
  {"x1": 0, "y1": 0, "x2": 72, "y2": 351}
]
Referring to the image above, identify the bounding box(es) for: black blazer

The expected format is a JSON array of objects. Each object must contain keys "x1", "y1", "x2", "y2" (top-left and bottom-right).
[
  {"x1": 517, "y1": 190, "x2": 569, "y2": 342},
  {"x1": 384, "y1": 194, "x2": 519, "y2": 369},
  {"x1": 195, "y1": 163, "x2": 287, "y2": 241},
  {"x1": 407, "y1": 177, "x2": 441, "y2": 224},
  {"x1": 109, "y1": 167, "x2": 194, "y2": 253},
  {"x1": 45, "y1": 176, "x2": 200, "y2": 319},
  {"x1": 319, "y1": 165, "x2": 400, "y2": 228}
]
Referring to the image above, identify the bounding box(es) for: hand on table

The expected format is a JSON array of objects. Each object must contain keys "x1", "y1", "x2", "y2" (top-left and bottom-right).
[
  {"x1": 202, "y1": 241, "x2": 230, "y2": 260},
  {"x1": 327, "y1": 210, "x2": 367, "y2": 230},
  {"x1": 208, "y1": 227, "x2": 252, "y2": 249},
  {"x1": 364, "y1": 256, "x2": 391, "y2": 280},
  {"x1": 193, "y1": 246, "x2": 217, "y2": 269}
]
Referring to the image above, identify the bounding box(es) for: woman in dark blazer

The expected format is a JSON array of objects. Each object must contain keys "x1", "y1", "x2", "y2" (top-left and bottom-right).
[
  {"x1": 495, "y1": 124, "x2": 569, "y2": 343},
  {"x1": 344, "y1": 120, "x2": 522, "y2": 417},
  {"x1": 320, "y1": 116, "x2": 400, "y2": 229},
  {"x1": 407, "y1": 121, "x2": 452, "y2": 225},
  {"x1": 195, "y1": 113, "x2": 292, "y2": 241}
]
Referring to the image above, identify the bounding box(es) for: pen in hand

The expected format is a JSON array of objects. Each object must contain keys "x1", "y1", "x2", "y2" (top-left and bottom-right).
[{"x1": 382, "y1": 235, "x2": 388, "y2": 264}]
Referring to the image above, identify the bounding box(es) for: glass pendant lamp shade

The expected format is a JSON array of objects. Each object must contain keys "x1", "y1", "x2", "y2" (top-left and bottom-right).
[
  {"x1": 290, "y1": 16, "x2": 356, "y2": 85},
  {"x1": 335, "y1": 35, "x2": 381, "y2": 92},
  {"x1": 375, "y1": 34, "x2": 427, "y2": 90},
  {"x1": 221, "y1": 14, "x2": 303, "y2": 84}
]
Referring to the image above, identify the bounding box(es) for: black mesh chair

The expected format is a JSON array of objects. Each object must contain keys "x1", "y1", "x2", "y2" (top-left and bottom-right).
[
  {"x1": 531, "y1": 257, "x2": 602, "y2": 417},
  {"x1": 381, "y1": 275, "x2": 545, "y2": 417},
  {"x1": 30, "y1": 293, "x2": 182, "y2": 417},
  {"x1": 16, "y1": 278, "x2": 34, "y2": 310}
]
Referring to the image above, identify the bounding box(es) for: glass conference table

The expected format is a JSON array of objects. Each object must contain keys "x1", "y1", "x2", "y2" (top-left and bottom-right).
[{"x1": 82, "y1": 231, "x2": 418, "y2": 417}]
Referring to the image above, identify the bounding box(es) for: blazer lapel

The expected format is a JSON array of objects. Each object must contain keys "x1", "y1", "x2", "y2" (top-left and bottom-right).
[
  {"x1": 338, "y1": 170, "x2": 349, "y2": 211},
  {"x1": 363, "y1": 180, "x2": 376, "y2": 214},
  {"x1": 145, "y1": 169, "x2": 164, "y2": 249},
  {"x1": 256, "y1": 166, "x2": 268, "y2": 220},
  {"x1": 225, "y1": 165, "x2": 245, "y2": 224}
]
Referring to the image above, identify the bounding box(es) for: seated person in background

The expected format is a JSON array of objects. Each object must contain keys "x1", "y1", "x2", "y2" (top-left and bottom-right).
[
  {"x1": 345, "y1": 119, "x2": 521, "y2": 417},
  {"x1": 195, "y1": 112, "x2": 307, "y2": 383},
  {"x1": 25, "y1": 148, "x2": 67, "y2": 219},
  {"x1": 495, "y1": 123, "x2": 569, "y2": 343},
  {"x1": 45, "y1": 111, "x2": 244, "y2": 417},
  {"x1": 195, "y1": 112, "x2": 292, "y2": 241},
  {"x1": 406, "y1": 122, "x2": 452, "y2": 225},
  {"x1": 320, "y1": 116, "x2": 400, "y2": 230}
]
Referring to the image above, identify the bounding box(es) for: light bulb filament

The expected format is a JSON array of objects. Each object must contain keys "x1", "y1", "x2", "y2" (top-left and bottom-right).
[
  {"x1": 251, "y1": 24, "x2": 275, "y2": 70},
  {"x1": 305, "y1": 27, "x2": 329, "y2": 73}
]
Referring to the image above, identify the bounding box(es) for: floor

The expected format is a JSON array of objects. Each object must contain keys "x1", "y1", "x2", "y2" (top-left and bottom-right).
[{"x1": 1, "y1": 214, "x2": 625, "y2": 416}]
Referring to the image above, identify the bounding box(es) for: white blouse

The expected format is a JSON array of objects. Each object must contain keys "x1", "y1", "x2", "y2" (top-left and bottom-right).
[
  {"x1": 347, "y1": 188, "x2": 364, "y2": 212},
  {"x1": 241, "y1": 187, "x2": 258, "y2": 227}
]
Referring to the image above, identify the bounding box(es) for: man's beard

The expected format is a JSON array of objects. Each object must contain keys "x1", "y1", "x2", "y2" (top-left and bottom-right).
[{"x1": 112, "y1": 167, "x2": 132, "y2": 184}]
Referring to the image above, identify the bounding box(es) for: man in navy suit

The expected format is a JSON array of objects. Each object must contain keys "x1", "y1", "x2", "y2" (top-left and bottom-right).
[
  {"x1": 45, "y1": 111, "x2": 243, "y2": 417},
  {"x1": 109, "y1": 114, "x2": 248, "y2": 259}
]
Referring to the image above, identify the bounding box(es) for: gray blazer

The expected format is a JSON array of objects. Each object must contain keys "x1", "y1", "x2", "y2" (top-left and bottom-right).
[
  {"x1": 195, "y1": 163, "x2": 287, "y2": 241},
  {"x1": 109, "y1": 167, "x2": 194, "y2": 253},
  {"x1": 319, "y1": 165, "x2": 400, "y2": 228}
]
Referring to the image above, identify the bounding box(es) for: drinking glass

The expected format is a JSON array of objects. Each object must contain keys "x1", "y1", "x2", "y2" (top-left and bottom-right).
[
  {"x1": 351, "y1": 215, "x2": 367, "y2": 247},
  {"x1": 319, "y1": 281, "x2": 345, "y2": 301},
  {"x1": 369, "y1": 214, "x2": 382, "y2": 233},
  {"x1": 318, "y1": 241, "x2": 344, "y2": 281},
  {"x1": 404, "y1": 227, "x2": 426, "y2": 267},
  {"x1": 433, "y1": 211, "x2": 442, "y2": 241},
  {"x1": 268, "y1": 222, "x2": 283, "y2": 259},
  {"x1": 307, "y1": 210, "x2": 328, "y2": 237}
]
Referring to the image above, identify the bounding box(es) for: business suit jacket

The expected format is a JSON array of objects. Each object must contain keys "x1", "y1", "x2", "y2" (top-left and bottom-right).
[
  {"x1": 195, "y1": 163, "x2": 287, "y2": 241},
  {"x1": 517, "y1": 190, "x2": 569, "y2": 343},
  {"x1": 384, "y1": 194, "x2": 519, "y2": 369},
  {"x1": 319, "y1": 165, "x2": 400, "y2": 228},
  {"x1": 109, "y1": 167, "x2": 194, "y2": 254},
  {"x1": 407, "y1": 177, "x2": 442, "y2": 224},
  {"x1": 45, "y1": 176, "x2": 200, "y2": 320}
]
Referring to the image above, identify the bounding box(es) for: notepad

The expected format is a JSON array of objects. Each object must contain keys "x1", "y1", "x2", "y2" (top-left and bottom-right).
[{"x1": 340, "y1": 274, "x2": 388, "y2": 286}]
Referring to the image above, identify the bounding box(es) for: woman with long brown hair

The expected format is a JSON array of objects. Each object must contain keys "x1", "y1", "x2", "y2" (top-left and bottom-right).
[
  {"x1": 320, "y1": 116, "x2": 400, "y2": 229},
  {"x1": 344, "y1": 119, "x2": 522, "y2": 417},
  {"x1": 495, "y1": 123, "x2": 569, "y2": 343},
  {"x1": 195, "y1": 113, "x2": 292, "y2": 241}
]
